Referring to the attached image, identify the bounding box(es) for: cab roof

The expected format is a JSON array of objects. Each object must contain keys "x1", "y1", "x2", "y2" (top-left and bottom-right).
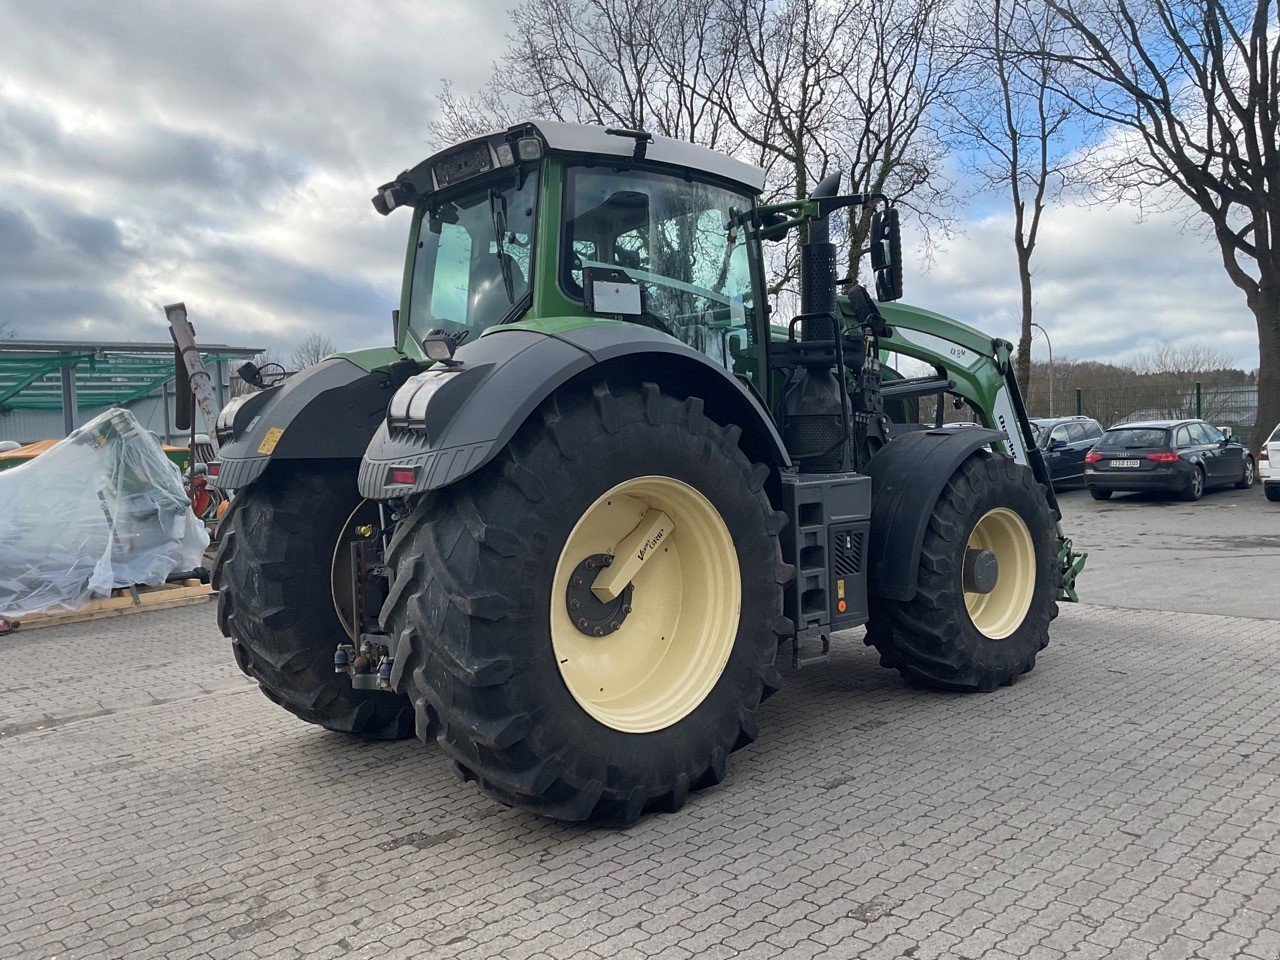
[{"x1": 374, "y1": 120, "x2": 768, "y2": 215}]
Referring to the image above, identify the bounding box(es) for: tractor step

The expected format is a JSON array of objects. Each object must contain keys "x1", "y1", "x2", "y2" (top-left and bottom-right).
[{"x1": 791, "y1": 631, "x2": 831, "y2": 668}]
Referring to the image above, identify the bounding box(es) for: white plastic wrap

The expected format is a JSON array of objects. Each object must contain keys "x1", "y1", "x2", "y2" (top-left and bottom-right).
[{"x1": 0, "y1": 408, "x2": 210, "y2": 618}]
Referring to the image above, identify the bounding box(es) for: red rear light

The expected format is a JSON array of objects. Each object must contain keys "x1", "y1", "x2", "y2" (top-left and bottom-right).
[
  {"x1": 387, "y1": 466, "x2": 418, "y2": 486},
  {"x1": 1146, "y1": 451, "x2": 1179, "y2": 463},
  {"x1": 1084, "y1": 452, "x2": 1101, "y2": 463},
  {"x1": 1261, "y1": 448, "x2": 1269, "y2": 462}
]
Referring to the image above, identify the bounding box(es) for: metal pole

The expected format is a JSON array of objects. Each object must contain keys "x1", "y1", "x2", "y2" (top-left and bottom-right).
[
  {"x1": 1195, "y1": 381, "x2": 1202, "y2": 419},
  {"x1": 164, "y1": 302, "x2": 219, "y2": 449},
  {"x1": 214, "y1": 359, "x2": 227, "y2": 409},
  {"x1": 1030, "y1": 323, "x2": 1053, "y2": 417},
  {"x1": 59, "y1": 357, "x2": 78, "y2": 436},
  {"x1": 1075, "y1": 388, "x2": 1083, "y2": 417},
  {"x1": 162, "y1": 379, "x2": 172, "y2": 444}
]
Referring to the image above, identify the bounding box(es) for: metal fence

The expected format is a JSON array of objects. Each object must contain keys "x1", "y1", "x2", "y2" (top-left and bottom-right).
[{"x1": 1024, "y1": 379, "x2": 1259, "y2": 436}]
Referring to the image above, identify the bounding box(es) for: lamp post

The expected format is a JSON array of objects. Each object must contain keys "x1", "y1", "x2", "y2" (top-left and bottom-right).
[{"x1": 1030, "y1": 322, "x2": 1053, "y2": 417}]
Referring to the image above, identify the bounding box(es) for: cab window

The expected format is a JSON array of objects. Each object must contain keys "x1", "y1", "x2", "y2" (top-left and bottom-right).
[
  {"x1": 1049, "y1": 424, "x2": 1071, "y2": 445},
  {"x1": 562, "y1": 165, "x2": 761, "y2": 388},
  {"x1": 1174, "y1": 425, "x2": 1193, "y2": 447}
]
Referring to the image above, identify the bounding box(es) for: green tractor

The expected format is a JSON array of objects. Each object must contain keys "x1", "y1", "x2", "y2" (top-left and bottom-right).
[{"x1": 212, "y1": 121, "x2": 1084, "y2": 825}]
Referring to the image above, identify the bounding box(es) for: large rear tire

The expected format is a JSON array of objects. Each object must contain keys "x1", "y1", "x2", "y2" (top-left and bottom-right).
[
  {"x1": 213, "y1": 462, "x2": 414, "y2": 738},
  {"x1": 381, "y1": 382, "x2": 789, "y2": 825},
  {"x1": 865, "y1": 452, "x2": 1059, "y2": 692}
]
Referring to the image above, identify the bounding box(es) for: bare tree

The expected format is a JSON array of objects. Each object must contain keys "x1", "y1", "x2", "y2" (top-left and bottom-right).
[
  {"x1": 1044, "y1": 0, "x2": 1280, "y2": 450},
  {"x1": 837, "y1": 0, "x2": 959, "y2": 287},
  {"x1": 290, "y1": 334, "x2": 336, "y2": 371},
  {"x1": 946, "y1": 0, "x2": 1081, "y2": 393},
  {"x1": 433, "y1": 0, "x2": 738, "y2": 150},
  {"x1": 1132, "y1": 342, "x2": 1238, "y2": 376},
  {"x1": 0, "y1": 319, "x2": 15, "y2": 340}
]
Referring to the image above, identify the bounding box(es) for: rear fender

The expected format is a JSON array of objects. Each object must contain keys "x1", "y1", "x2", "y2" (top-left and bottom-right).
[
  {"x1": 213, "y1": 358, "x2": 405, "y2": 490},
  {"x1": 358, "y1": 324, "x2": 790, "y2": 499},
  {"x1": 864, "y1": 427, "x2": 1005, "y2": 602}
]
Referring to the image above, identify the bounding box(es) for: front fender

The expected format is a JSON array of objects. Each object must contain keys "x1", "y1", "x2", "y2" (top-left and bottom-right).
[
  {"x1": 213, "y1": 358, "x2": 402, "y2": 489},
  {"x1": 359, "y1": 324, "x2": 789, "y2": 498},
  {"x1": 865, "y1": 427, "x2": 1005, "y2": 602}
]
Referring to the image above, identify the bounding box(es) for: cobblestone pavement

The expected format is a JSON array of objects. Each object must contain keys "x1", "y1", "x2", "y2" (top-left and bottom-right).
[{"x1": 3, "y1": 602, "x2": 1279, "y2": 960}]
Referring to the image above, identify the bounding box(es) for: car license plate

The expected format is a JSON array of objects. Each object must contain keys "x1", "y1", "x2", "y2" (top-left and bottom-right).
[{"x1": 1111, "y1": 459, "x2": 1140, "y2": 468}]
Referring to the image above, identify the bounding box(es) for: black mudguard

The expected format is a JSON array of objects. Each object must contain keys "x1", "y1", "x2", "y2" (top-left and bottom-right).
[
  {"x1": 213, "y1": 358, "x2": 401, "y2": 490},
  {"x1": 864, "y1": 427, "x2": 1006, "y2": 603},
  {"x1": 359, "y1": 324, "x2": 789, "y2": 498}
]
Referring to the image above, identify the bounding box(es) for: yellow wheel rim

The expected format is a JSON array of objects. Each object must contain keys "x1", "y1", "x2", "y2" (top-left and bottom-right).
[
  {"x1": 550, "y1": 476, "x2": 741, "y2": 733},
  {"x1": 964, "y1": 507, "x2": 1035, "y2": 640}
]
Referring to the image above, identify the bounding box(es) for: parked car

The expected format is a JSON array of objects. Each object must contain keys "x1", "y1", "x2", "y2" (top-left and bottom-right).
[
  {"x1": 1030, "y1": 416, "x2": 1105, "y2": 488},
  {"x1": 1084, "y1": 419, "x2": 1254, "y2": 501},
  {"x1": 1261, "y1": 421, "x2": 1280, "y2": 502}
]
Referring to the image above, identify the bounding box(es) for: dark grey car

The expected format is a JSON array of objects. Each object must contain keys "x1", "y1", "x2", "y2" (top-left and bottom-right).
[
  {"x1": 1084, "y1": 419, "x2": 1255, "y2": 502},
  {"x1": 1030, "y1": 416, "x2": 1104, "y2": 488}
]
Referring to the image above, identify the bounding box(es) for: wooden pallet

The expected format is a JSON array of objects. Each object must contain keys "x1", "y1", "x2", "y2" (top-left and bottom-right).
[{"x1": 10, "y1": 580, "x2": 215, "y2": 631}]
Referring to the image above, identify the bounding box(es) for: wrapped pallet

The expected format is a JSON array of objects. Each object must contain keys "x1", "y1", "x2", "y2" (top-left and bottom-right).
[{"x1": 0, "y1": 408, "x2": 209, "y2": 618}]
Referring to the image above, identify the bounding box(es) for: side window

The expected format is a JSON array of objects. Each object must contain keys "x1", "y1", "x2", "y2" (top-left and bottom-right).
[
  {"x1": 1049, "y1": 424, "x2": 1071, "y2": 444},
  {"x1": 563, "y1": 166, "x2": 760, "y2": 387},
  {"x1": 1196, "y1": 423, "x2": 1224, "y2": 444},
  {"x1": 1086, "y1": 421, "x2": 1103, "y2": 439},
  {"x1": 1066, "y1": 423, "x2": 1087, "y2": 442},
  {"x1": 1174, "y1": 426, "x2": 1192, "y2": 448}
]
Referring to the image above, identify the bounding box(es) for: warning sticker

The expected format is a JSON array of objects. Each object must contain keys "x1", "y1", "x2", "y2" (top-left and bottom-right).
[{"x1": 257, "y1": 427, "x2": 285, "y2": 455}]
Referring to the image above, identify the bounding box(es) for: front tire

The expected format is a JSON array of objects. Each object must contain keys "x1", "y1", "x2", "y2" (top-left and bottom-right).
[
  {"x1": 865, "y1": 452, "x2": 1059, "y2": 692},
  {"x1": 213, "y1": 463, "x2": 414, "y2": 738},
  {"x1": 381, "y1": 382, "x2": 789, "y2": 825}
]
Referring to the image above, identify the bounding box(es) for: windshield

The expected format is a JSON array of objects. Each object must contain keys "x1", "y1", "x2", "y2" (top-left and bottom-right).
[
  {"x1": 562, "y1": 166, "x2": 758, "y2": 375},
  {"x1": 1097, "y1": 427, "x2": 1169, "y2": 450},
  {"x1": 407, "y1": 170, "x2": 538, "y2": 343}
]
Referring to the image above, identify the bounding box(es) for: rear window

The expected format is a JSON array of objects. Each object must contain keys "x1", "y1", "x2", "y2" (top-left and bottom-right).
[{"x1": 1097, "y1": 427, "x2": 1169, "y2": 450}]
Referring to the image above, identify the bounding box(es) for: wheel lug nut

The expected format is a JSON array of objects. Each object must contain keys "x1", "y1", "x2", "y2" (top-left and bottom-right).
[
  {"x1": 577, "y1": 618, "x2": 589, "y2": 629},
  {"x1": 573, "y1": 577, "x2": 583, "y2": 587},
  {"x1": 586, "y1": 559, "x2": 595, "y2": 569},
  {"x1": 609, "y1": 621, "x2": 619, "y2": 631},
  {"x1": 622, "y1": 605, "x2": 632, "y2": 614},
  {"x1": 593, "y1": 627, "x2": 604, "y2": 636},
  {"x1": 570, "y1": 599, "x2": 580, "y2": 609}
]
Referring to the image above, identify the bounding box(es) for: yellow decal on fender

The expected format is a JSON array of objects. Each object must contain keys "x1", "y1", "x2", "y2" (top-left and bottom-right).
[{"x1": 257, "y1": 427, "x2": 285, "y2": 455}]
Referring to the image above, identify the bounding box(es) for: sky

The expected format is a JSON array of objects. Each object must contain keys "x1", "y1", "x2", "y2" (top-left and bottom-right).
[{"x1": 0, "y1": 0, "x2": 1261, "y2": 371}]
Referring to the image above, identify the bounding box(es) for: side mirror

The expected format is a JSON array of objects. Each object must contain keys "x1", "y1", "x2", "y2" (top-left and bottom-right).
[
  {"x1": 582, "y1": 266, "x2": 642, "y2": 317},
  {"x1": 870, "y1": 207, "x2": 903, "y2": 302},
  {"x1": 1047, "y1": 437, "x2": 1063, "y2": 450}
]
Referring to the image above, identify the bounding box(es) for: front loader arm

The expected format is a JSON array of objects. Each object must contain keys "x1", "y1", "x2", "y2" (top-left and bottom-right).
[{"x1": 860, "y1": 300, "x2": 1086, "y2": 602}]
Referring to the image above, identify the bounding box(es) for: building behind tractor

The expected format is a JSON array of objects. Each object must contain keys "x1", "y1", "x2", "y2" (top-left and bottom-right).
[{"x1": 211, "y1": 121, "x2": 1085, "y2": 825}]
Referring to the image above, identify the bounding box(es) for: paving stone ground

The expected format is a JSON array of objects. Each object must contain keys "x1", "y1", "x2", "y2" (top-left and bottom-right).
[{"x1": 2, "y1": 602, "x2": 1279, "y2": 960}]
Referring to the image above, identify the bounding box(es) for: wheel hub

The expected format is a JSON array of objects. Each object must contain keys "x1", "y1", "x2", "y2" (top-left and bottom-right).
[
  {"x1": 963, "y1": 548, "x2": 999, "y2": 594},
  {"x1": 565, "y1": 553, "x2": 634, "y2": 637}
]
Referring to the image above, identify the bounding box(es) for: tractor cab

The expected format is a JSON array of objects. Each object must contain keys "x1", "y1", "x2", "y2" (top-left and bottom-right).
[{"x1": 377, "y1": 121, "x2": 771, "y2": 384}]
